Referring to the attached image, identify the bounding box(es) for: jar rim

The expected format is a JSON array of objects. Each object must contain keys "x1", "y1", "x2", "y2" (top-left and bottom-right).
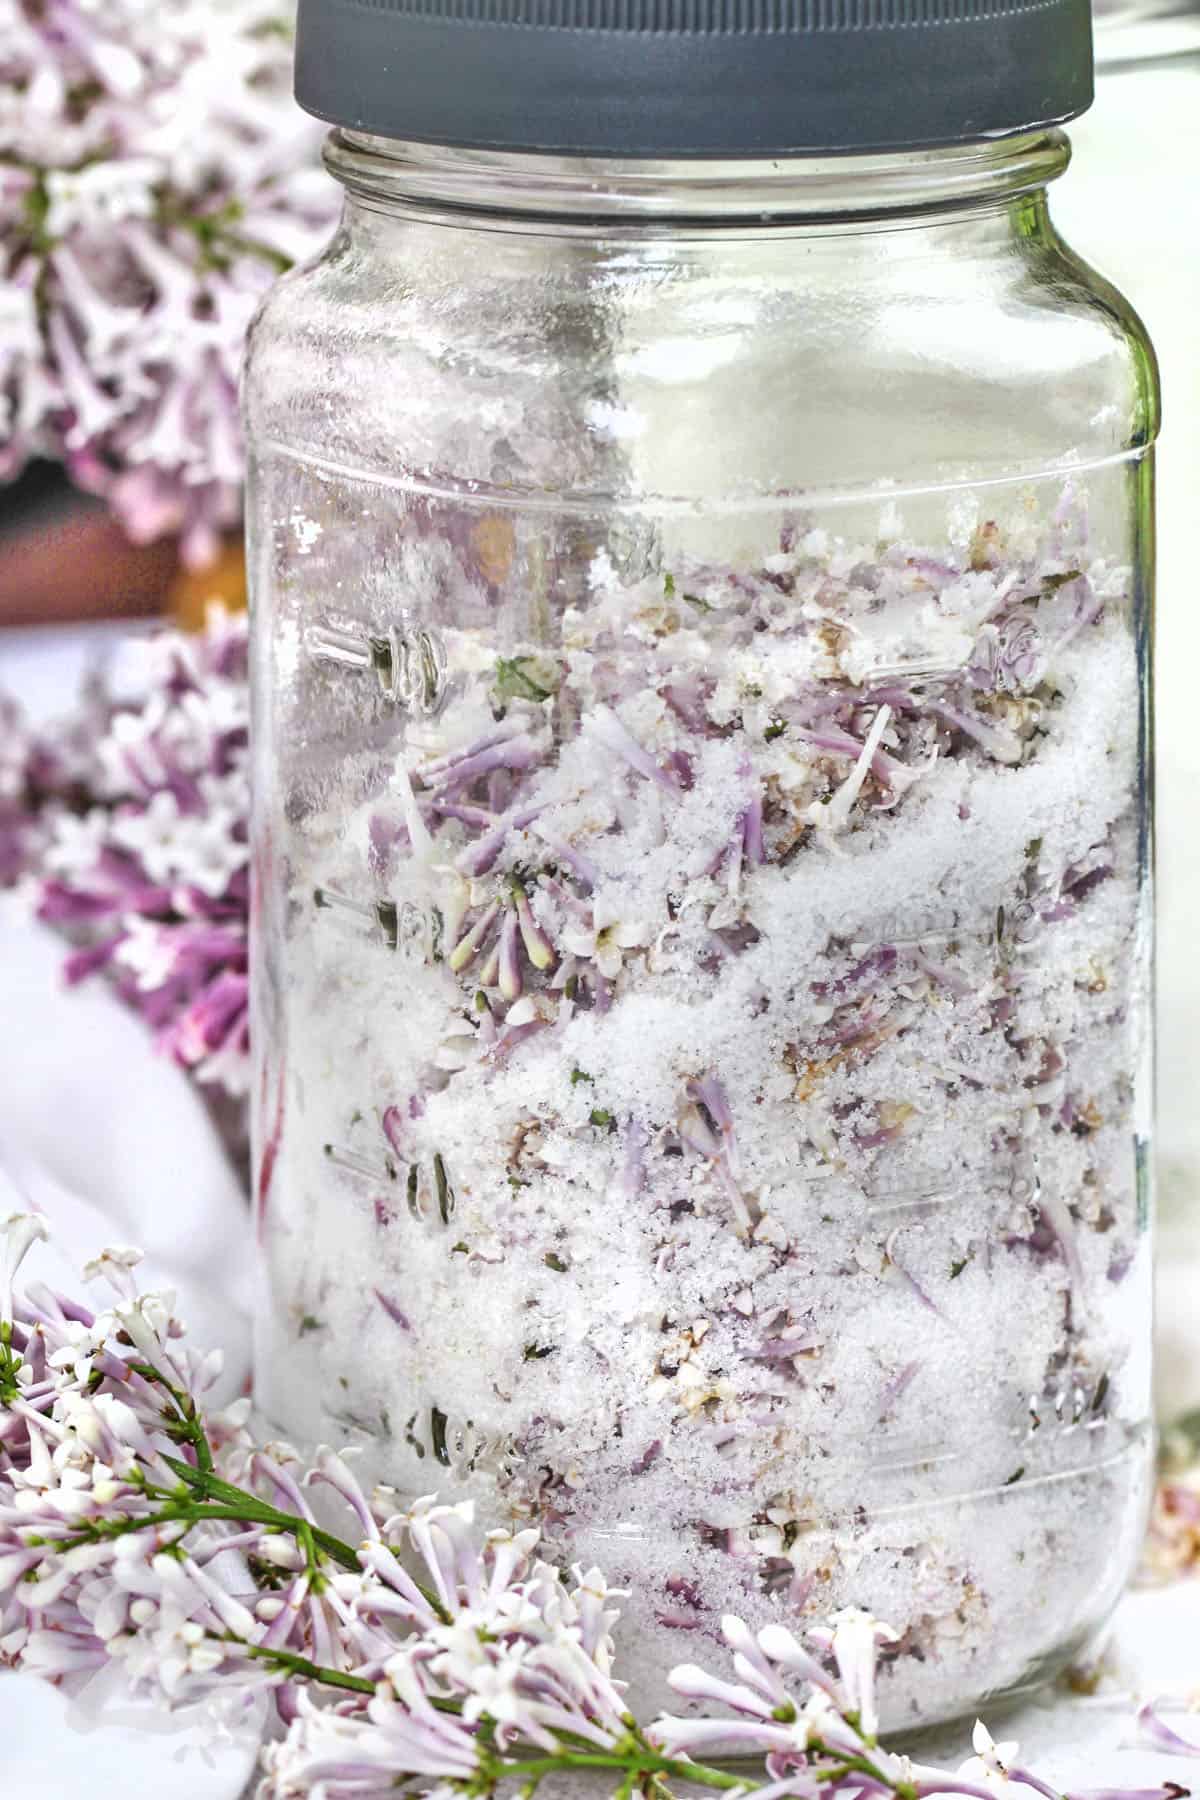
[{"x1": 325, "y1": 128, "x2": 1072, "y2": 227}]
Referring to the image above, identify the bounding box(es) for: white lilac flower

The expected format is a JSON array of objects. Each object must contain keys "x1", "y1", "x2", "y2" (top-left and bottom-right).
[
  {"x1": 805, "y1": 1607, "x2": 899, "y2": 1740},
  {"x1": 956, "y1": 1719, "x2": 1023, "y2": 1794},
  {"x1": 1, "y1": 1208, "x2": 48, "y2": 1323},
  {"x1": 260, "y1": 1673, "x2": 482, "y2": 1794},
  {"x1": 110, "y1": 789, "x2": 243, "y2": 893},
  {"x1": 803, "y1": 703, "x2": 895, "y2": 837},
  {"x1": 563, "y1": 900, "x2": 650, "y2": 982},
  {"x1": 41, "y1": 808, "x2": 113, "y2": 881},
  {"x1": 0, "y1": 0, "x2": 338, "y2": 560}
]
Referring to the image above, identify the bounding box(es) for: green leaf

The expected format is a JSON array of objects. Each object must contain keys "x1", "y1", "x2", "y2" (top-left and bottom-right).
[
  {"x1": 1041, "y1": 568, "x2": 1082, "y2": 594},
  {"x1": 494, "y1": 657, "x2": 557, "y2": 704}
]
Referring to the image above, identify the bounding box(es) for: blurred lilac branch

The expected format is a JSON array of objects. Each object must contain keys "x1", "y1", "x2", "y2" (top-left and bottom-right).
[
  {"x1": 3, "y1": 610, "x2": 250, "y2": 1103},
  {"x1": 0, "y1": 0, "x2": 338, "y2": 563}
]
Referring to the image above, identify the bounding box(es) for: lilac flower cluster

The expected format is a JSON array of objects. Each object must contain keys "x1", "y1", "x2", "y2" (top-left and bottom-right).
[
  {"x1": 1143, "y1": 1466, "x2": 1200, "y2": 1585},
  {"x1": 30, "y1": 611, "x2": 251, "y2": 1097},
  {"x1": 0, "y1": 695, "x2": 79, "y2": 887},
  {"x1": 0, "y1": 0, "x2": 337, "y2": 561},
  {"x1": 0, "y1": 1215, "x2": 1189, "y2": 1800}
]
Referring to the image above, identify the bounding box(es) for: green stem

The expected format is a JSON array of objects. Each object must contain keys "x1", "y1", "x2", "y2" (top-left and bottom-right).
[
  {"x1": 190, "y1": 1465, "x2": 452, "y2": 1620},
  {"x1": 129, "y1": 1365, "x2": 213, "y2": 1476},
  {"x1": 492, "y1": 1753, "x2": 749, "y2": 1792},
  {"x1": 161, "y1": 1458, "x2": 363, "y2": 1572},
  {"x1": 56, "y1": 1496, "x2": 363, "y2": 1574},
  {"x1": 240, "y1": 1642, "x2": 376, "y2": 1698},
  {"x1": 487, "y1": 1736, "x2": 917, "y2": 1800},
  {"x1": 211, "y1": 228, "x2": 292, "y2": 274},
  {"x1": 812, "y1": 1752, "x2": 915, "y2": 1800},
  {"x1": 159, "y1": 1454, "x2": 453, "y2": 1625},
  {"x1": 0, "y1": 1320, "x2": 21, "y2": 1408}
]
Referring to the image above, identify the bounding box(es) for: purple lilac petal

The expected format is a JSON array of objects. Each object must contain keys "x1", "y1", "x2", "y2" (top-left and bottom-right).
[
  {"x1": 1138, "y1": 1705, "x2": 1200, "y2": 1759},
  {"x1": 590, "y1": 704, "x2": 681, "y2": 794},
  {"x1": 374, "y1": 1291, "x2": 412, "y2": 1331}
]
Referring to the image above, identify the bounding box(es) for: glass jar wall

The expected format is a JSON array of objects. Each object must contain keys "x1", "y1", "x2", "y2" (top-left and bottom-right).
[
  {"x1": 1054, "y1": 0, "x2": 1200, "y2": 1419},
  {"x1": 244, "y1": 133, "x2": 1158, "y2": 1732}
]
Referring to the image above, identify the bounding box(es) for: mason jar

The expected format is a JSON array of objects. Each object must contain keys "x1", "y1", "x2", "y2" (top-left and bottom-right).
[
  {"x1": 1054, "y1": 0, "x2": 1200, "y2": 1423},
  {"x1": 244, "y1": 0, "x2": 1158, "y2": 1732}
]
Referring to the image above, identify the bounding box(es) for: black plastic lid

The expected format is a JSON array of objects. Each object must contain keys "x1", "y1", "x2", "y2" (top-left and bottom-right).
[{"x1": 294, "y1": 0, "x2": 1094, "y2": 158}]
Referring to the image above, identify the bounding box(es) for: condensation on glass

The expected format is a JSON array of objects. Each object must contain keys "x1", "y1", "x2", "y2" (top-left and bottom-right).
[{"x1": 243, "y1": 131, "x2": 1159, "y2": 1731}]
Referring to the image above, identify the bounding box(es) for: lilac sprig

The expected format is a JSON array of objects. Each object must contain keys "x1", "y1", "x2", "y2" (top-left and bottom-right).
[
  {"x1": 28, "y1": 610, "x2": 250, "y2": 1098},
  {"x1": 0, "y1": 1214, "x2": 1186, "y2": 1800},
  {"x1": 0, "y1": 1213, "x2": 390, "y2": 1711},
  {"x1": 0, "y1": 694, "x2": 69, "y2": 886},
  {"x1": 0, "y1": 0, "x2": 337, "y2": 560}
]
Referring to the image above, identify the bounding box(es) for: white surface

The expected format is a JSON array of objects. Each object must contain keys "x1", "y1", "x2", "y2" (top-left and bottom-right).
[
  {"x1": 1, "y1": 1675, "x2": 264, "y2": 1800},
  {"x1": 0, "y1": 620, "x2": 148, "y2": 719}
]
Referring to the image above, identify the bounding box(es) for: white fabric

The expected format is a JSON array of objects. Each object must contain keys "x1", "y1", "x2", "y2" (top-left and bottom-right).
[
  {"x1": 0, "y1": 896, "x2": 260, "y2": 1797},
  {"x1": 0, "y1": 896, "x2": 254, "y2": 1379},
  {"x1": 3, "y1": 1674, "x2": 264, "y2": 1800}
]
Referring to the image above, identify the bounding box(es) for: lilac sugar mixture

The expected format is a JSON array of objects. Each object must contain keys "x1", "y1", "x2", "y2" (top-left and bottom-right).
[{"x1": 257, "y1": 486, "x2": 1152, "y2": 1728}]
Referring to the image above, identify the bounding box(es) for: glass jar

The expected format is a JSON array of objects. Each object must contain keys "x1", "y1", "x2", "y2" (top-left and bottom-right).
[
  {"x1": 244, "y1": 129, "x2": 1158, "y2": 1731},
  {"x1": 1053, "y1": 0, "x2": 1200, "y2": 1420}
]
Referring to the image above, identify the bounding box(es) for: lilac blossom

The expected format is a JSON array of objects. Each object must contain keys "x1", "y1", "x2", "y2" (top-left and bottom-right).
[
  {"x1": 0, "y1": 688, "x2": 103, "y2": 886},
  {"x1": 807, "y1": 1607, "x2": 899, "y2": 1740},
  {"x1": 0, "y1": 0, "x2": 337, "y2": 560},
  {"x1": 563, "y1": 899, "x2": 650, "y2": 982},
  {"x1": 0, "y1": 696, "x2": 59, "y2": 884},
  {"x1": 27, "y1": 610, "x2": 250, "y2": 1098}
]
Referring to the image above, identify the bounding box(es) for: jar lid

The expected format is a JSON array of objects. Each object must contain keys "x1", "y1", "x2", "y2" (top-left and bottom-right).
[{"x1": 294, "y1": 0, "x2": 1093, "y2": 158}]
